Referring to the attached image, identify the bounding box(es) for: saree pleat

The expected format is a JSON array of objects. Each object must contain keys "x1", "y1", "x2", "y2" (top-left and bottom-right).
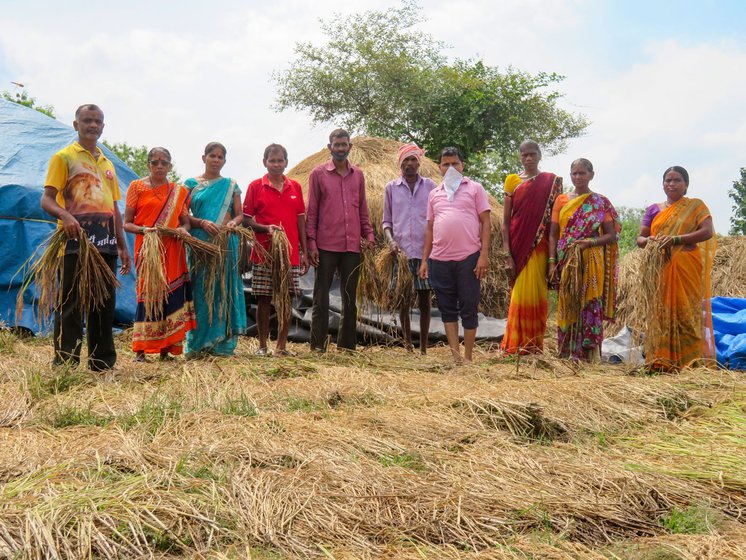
[
  {"x1": 646, "y1": 198, "x2": 715, "y2": 371},
  {"x1": 184, "y1": 177, "x2": 247, "y2": 356},
  {"x1": 129, "y1": 180, "x2": 196, "y2": 355}
]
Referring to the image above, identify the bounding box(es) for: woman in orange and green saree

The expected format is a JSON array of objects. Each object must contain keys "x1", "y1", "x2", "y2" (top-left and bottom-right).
[
  {"x1": 548, "y1": 159, "x2": 620, "y2": 361},
  {"x1": 123, "y1": 147, "x2": 196, "y2": 361},
  {"x1": 636, "y1": 166, "x2": 715, "y2": 372},
  {"x1": 501, "y1": 140, "x2": 562, "y2": 354}
]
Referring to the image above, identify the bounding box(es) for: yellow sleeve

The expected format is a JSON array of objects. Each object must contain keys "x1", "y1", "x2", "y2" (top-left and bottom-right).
[
  {"x1": 44, "y1": 153, "x2": 68, "y2": 192},
  {"x1": 107, "y1": 160, "x2": 121, "y2": 202},
  {"x1": 503, "y1": 173, "x2": 522, "y2": 195}
]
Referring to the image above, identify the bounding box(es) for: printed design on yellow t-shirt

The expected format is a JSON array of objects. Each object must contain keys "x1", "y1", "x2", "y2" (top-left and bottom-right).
[{"x1": 63, "y1": 159, "x2": 115, "y2": 216}]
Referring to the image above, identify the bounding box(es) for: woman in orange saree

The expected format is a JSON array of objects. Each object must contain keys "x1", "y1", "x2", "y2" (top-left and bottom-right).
[
  {"x1": 636, "y1": 166, "x2": 715, "y2": 371},
  {"x1": 123, "y1": 147, "x2": 196, "y2": 361},
  {"x1": 501, "y1": 140, "x2": 562, "y2": 354}
]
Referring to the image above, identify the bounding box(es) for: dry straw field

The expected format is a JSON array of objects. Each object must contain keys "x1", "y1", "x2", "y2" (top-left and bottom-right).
[{"x1": 0, "y1": 328, "x2": 744, "y2": 559}]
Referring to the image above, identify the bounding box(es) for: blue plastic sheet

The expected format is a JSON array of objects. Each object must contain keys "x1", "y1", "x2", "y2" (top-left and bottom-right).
[
  {"x1": 0, "y1": 98, "x2": 138, "y2": 333},
  {"x1": 711, "y1": 296, "x2": 746, "y2": 370}
]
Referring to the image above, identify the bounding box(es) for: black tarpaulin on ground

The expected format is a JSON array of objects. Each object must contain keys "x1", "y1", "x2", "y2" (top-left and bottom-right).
[{"x1": 243, "y1": 267, "x2": 506, "y2": 346}]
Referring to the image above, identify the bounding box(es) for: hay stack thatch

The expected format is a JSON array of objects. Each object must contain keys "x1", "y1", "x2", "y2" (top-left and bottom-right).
[
  {"x1": 614, "y1": 235, "x2": 746, "y2": 334},
  {"x1": 286, "y1": 136, "x2": 509, "y2": 316}
]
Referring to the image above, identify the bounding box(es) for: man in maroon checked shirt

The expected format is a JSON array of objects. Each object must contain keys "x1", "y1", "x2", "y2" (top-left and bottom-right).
[{"x1": 306, "y1": 129, "x2": 375, "y2": 351}]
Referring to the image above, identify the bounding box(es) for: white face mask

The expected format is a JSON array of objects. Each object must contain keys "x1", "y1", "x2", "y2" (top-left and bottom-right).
[{"x1": 442, "y1": 166, "x2": 463, "y2": 201}]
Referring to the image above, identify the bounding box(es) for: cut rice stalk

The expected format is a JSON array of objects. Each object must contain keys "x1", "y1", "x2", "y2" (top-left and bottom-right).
[
  {"x1": 374, "y1": 245, "x2": 414, "y2": 312},
  {"x1": 270, "y1": 229, "x2": 292, "y2": 335},
  {"x1": 136, "y1": 231, "x2": 168, "y2": 321}
]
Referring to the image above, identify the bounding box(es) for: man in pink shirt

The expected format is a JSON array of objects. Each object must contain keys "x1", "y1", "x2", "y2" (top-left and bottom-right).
[
  {"x1": 419, "y1": 147, "x2": 491, "y2": 363},
  {"x1": 306, "y1": 129, "x2": 375, "y2": 351}
]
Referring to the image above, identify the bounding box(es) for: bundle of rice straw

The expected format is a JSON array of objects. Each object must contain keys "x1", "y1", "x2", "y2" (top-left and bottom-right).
[
  {"x1": 557, "y1": 243, "x2": 583, "y2": 329},
  {"x1": 374, "y1": 244, "x2": 414, "y2": 312},
  {"x1": 269, "y1": 228, "x2": 292, "y2": 335},
  {"x1": 200, "y1": 226, "x2": 266, "y2": 325},
  {"x1": 136, "y1": 231, "x2": 168, "y2": 321},
  {"x1": 637, "y1": 239, "x2": 668, "y2": 357},
  {"x1": 356, "y1": 241, "x2": 381, "y2": 317},
  {"x1": 15, "y1": 229, "x2": 120, "y2": 324},
  {"x1": 157, "y1": 225, "x2": 221, "y2": 268}
]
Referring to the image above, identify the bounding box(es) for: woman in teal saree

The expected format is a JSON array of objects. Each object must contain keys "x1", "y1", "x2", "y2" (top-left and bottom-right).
[{"x1": 185, "y1": 142, "x2": 247, "y2": 356}]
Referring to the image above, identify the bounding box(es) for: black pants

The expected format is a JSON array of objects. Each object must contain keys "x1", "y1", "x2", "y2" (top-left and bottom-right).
[
  {"x1": 310, "y1": 250, "x2": 360, "y2": 350},
  {"x1": 53, "y1": 253, "x2": 118, "y2": 371}
]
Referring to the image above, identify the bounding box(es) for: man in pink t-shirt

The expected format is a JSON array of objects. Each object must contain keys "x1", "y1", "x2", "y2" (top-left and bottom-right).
[{"x1": 420, "y1": 147, "x2": 491, "y2": 363}]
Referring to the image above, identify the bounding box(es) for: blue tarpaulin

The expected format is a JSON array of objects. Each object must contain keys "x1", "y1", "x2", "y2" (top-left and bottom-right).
[
  {"x1": 711, "y1": 296, "x2": 746, "y2": 370},
  {"x1": 0, "y1": 98, "x2": 138, "y2": 333}
]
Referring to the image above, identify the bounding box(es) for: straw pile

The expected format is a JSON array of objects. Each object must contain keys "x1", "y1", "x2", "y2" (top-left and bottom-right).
[
  {"x1": 615, "y1": 235, "x2": 746, "y2": 334},
  {"x1": 15, "y1": 229, "x2": 120, "y2": 325},
  {"x1": 355, "y1": 241, "x2": 382, "y2": 316},
  {"x1": 286, "y1": 136, "x2": 510, "y2": 317}
]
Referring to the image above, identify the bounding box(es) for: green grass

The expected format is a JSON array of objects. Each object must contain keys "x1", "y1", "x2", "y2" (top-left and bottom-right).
[
  {"x1": 118, "y1": 394, "x2": 183, "y2": 434},
  {"x1": 0, "y1": 328, "x2": 16, "y2": 354},
  {"x1": 659, "y1": 505, "x2": 720, "y2": 534},
  {"x1": 378, "y1": 451, "x2": 427, "y2": 472},
  {"x1": 50, "y1": 405, "x2": 112, "y2": 428},
  {"x1": 220, "y1": 393, "x2": 258, "y2": 417},
  {"x1": 28, "y1": 366, "x2": 87, "y2": 401}
]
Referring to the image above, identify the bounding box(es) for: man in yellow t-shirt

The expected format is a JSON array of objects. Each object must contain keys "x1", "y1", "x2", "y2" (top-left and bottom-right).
[{"x1": 41, "y1": 104, "x2": 130, "y2": 371}]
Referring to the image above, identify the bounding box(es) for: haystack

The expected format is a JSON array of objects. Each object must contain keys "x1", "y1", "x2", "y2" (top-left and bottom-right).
[
  {"x1": 286, "y1": 136, "x2": 510, "y2": 316},
  {"x1": 614, "y1": 235, "x2": 746, "y2": 334}
]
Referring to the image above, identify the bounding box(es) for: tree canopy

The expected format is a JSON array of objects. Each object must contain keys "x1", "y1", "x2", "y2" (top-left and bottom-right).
[
  {"x1": 102, "y1": 141, "x2": 181, "y2": 183},
  {"x1": 729, "y1": 167, "x2": 746, "y2": 235},
  {"x1": 274, "y1": 0, "x2": 589, "y2": 191},
  {"x1": 2, "y1": 89, "x2": 56, "y2": 119}
]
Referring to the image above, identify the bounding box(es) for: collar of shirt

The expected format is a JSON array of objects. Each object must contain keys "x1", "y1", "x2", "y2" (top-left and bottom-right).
[
  {"x1": 260, "y1": 173, "x2": 289, "y2": 191},
  {"x1": 394, "y1": 174, "x2": 423, "y2": 190},
  {"x1": 324, "y1": 158, "x2": 354, "y2": 175},
  {"x1": 437, "y1": 176, "x2": 471, "y2": 190},
  {"x1": 72, "y1": 141, "x2": 105, "y2": 162}
]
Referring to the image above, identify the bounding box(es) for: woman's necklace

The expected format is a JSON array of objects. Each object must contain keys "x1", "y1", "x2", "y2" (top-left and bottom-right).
[{"x1": 149, "y1": 177, "x2": 169, "y2": 200}]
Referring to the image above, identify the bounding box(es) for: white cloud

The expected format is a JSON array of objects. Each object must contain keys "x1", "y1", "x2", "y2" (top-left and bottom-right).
[{"x1": 1, "y1": 1, "x2": 744, "y2": 233}]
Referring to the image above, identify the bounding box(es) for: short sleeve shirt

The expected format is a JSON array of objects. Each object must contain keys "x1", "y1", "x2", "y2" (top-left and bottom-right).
[
  {"x1": 427, "y1": 178, "x2": 491, "y2": 261},
  {"x1": 45, "y1": 141, "x2": 121, "y2": 254},
  {"x1": 243, "y1": 175, "x2": 306, "y2": 265}
]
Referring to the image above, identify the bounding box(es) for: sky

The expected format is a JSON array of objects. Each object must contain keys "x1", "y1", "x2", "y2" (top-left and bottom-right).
[{"x1": 1, "y1": 0, "x2": 745, "y2": 232}]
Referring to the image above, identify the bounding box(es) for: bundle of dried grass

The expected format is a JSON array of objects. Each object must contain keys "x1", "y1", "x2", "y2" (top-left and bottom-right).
[
  {"x1": 270, "y1": 229, "x2": 292, "y2": 335},
  {"x1": 374, "y1": 245, "x2": 414, "y2": 312},
  {"x1": 15, "y1": 229, "x2": 120, "y2": 325},
  {"x1": 136, "y1": 231, "x2": 168, "y2": 321},
  {"x1": 199, "y1": 226, "x2": 262, "y2": 325},
  {"x1": 157, "y1": 226, "x2": 221, "y2": 268},
  {"x1": 356, "y1": 241, "x2": 381, "y2": 317},
  {"x1": 557, "y1": 244, "x2": 584, "y2": 329},
  {"x1": 638, "y1": 240, "x2": 668, "y2": 358}
]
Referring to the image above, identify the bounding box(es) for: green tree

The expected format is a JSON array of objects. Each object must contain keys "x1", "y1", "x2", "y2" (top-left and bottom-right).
[
  {"x1": 616, "y1": 206, "x2": 644, "y2": 257},
  {"x1": 102, "y1": 140, "x2": 181, "y2": 182},
  {"x1": 274, "y1": 1, "x2": 589, "y2": 193},
  {"x1": 728, "y1": 167, "x2": 746, "y2": 235},
  {"x1": 2, "y1": 89, "x2": 56, "y2": 118}
]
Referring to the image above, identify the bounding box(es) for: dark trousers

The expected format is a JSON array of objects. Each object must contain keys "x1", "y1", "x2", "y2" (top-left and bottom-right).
[
  {"x1": 429, "y1": 251, "x2": 481, "y2": 330},
  {"x1": 53, "y1": 253, "x2": 118, "y2": 371},
  {"x1": 311, "y1": 249, "x2": 360, "y2": 350}
]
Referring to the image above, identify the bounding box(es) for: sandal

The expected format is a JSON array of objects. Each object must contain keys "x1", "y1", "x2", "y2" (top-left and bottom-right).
[
  {"x1": 274, "y1": 349, "x2": 295, "y2": 357},
  {"x1": 255, "y1": 347, "x2": 271, "y2": 356}
]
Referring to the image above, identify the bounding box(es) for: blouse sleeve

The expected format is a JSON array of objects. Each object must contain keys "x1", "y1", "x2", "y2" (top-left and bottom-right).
[
  {"x1": 641, "y1": 204, "x2": 659, "y2": 228},
  {"x1": 551, "y1": 194, "x2": 568, "y2": 223},
  {"x1": 125, "y1": 180, "x2": 141, "y2": 208},
  {"x1": 503, "y1": 174, "x2": 522, "y2": 196}
]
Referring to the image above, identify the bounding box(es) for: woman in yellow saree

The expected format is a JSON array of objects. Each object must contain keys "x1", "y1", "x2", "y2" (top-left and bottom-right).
[
  {"x1": 636, "y1": 166, "x2": 715, "y2": 371},
  {"x1": 501, "y1": 140, "x2": 562, "y2": 353},
  {"x1": 548, "y1": 159, "x2": 620, "y2": 361}
]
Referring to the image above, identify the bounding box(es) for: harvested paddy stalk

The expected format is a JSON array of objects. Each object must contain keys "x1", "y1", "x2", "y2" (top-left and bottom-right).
[
  {"x1": 136, "y1": 231, "x2": 168, "y2": 321},
  {"x1": 270, "y1": 228, "x2": 292, "y2": 335},
  {"x1": 157, "y1": 226, "x2": 221, "y2": 267},
  {"x1": 374, "y1": 244, "x2": 414, "y2": 312},
  {"x1": 638, "y1": 239, "x2": 668, "y2": 356},
  {"x1": 356, "y1": 241, "x2": 381, "y2": 316},
  {"x1": 15, "y1": 229, "x2": 120, "y2": 325},
  {"x1": 557, "y1": 243, "x2": 583, "y2": 329}
]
